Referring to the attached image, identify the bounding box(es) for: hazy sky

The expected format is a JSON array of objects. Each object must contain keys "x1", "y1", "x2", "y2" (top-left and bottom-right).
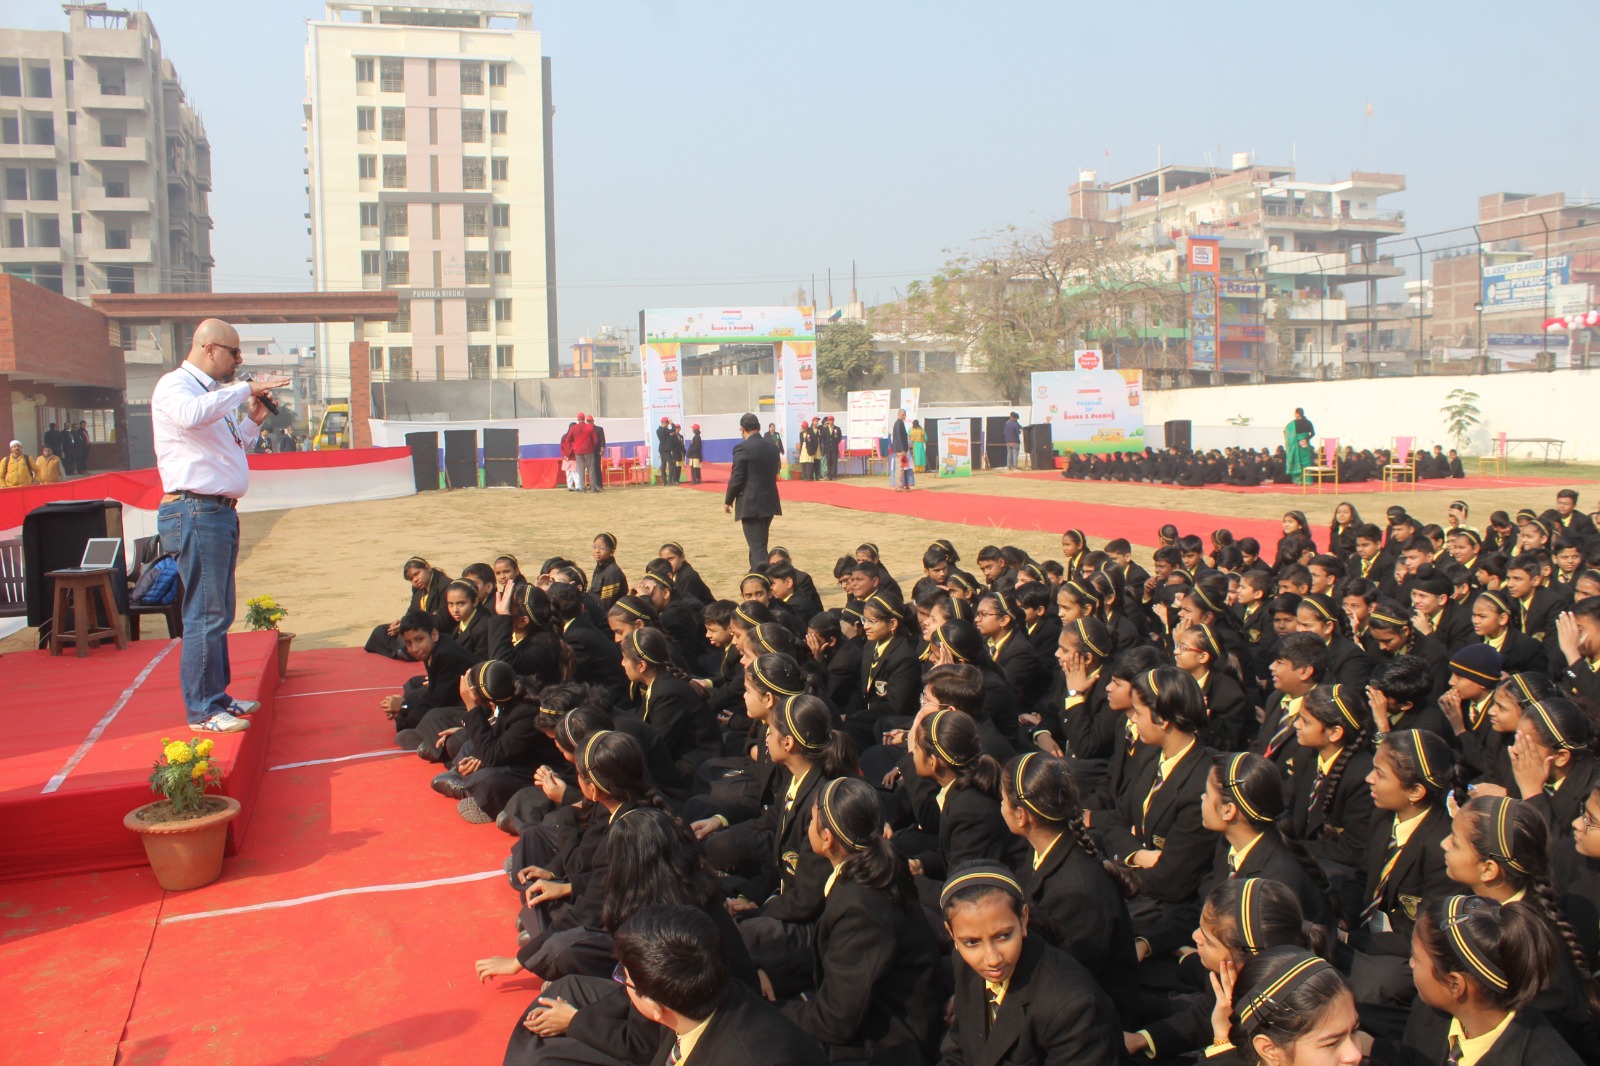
[{"x1": 10, "y1": 0, "x2": 1599, "y2": 359}]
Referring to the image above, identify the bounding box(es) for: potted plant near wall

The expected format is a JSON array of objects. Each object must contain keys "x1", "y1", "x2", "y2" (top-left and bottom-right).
[
  {"x1": 245, "y1": 594, "x2": 293, "y2": 677},
  {"x1": 124, "y1": 737, "x2": 240, "y2": 891}
]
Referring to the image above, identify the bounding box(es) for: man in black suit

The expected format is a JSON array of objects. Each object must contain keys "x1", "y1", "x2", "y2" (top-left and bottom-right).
[
  {"x1": 725, "y1": 412, "x2": 782, "y2": 568},
  {"x1": 617, "y1": 905, "x2": 825, "y2": 1066}
]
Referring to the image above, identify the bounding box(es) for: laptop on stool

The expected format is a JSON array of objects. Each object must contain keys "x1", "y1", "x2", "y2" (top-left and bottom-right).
[{"x1": 52, "y1": 537, "x2": 124, "y2": 575}]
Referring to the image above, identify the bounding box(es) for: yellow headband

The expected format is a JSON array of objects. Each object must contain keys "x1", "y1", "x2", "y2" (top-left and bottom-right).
[
  {"x1": 938, "y1": 867, "x2": 1024, "y2": 910},
  {"x1": 1441, "y1": 895, "x2": 1509, "y2": 991},
  {"x1": 819, "y1": 779, "x2": 864, "y2": 851},
  {"x1": 1142, "y1": 669, "x2": 1160, "y2": 698},
  {"x1": 1012, "y1": 753, "x2": 1050, "y2": 819},
  {"x1": 1238, "y1": 878, "x2": 1261, "y2": 953},
  {"x1": 580, "y1": 730, "x2": 614, "y2": 794},
  {"x1": 1485, "y1": 797, "x2": 1529, "y2": 875},
  {"x1": 1190, "y1": 584, "x2": 1223, "y2": 616},
  {"x1": 927, "y1": 709, "x2": 975, "y2": 768},
  {"x1": 1369, "y1": 608, "x2": 1410, "y2": 627},
  {"x1": 1329, "y1": 685, "x2": 1362, "y2": 733},
  {"x1": 1526, "y1": 699, "x2": 1578, "y2": 751},
  {"x1": 1073, "y1": 619, "x2": 1108, "y2": 659},
  {"x1": 614, "y1": 598, "x2": 651, "y2": 620},
  {"x1": 1223, "y1": 753, "x2": 1268, "y2": 823},
  {"x1": 1238, "y1": 955, "x2": 1333, "y2": 1028},
  {"x1": 1392, "y1": 729, "x2": 1447, "y2": 790},
  {"x1": 781, "y1": 696, "x2": 825, "y2": 752},
  {"x1": 752, "y1": 659, "x2": 802, "y2": 698},
  {"x1": 627, "y1": 629, "x2": 666, "y2": 667}
]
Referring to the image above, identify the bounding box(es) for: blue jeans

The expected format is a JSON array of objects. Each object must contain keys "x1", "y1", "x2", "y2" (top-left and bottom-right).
[
  {"x1": 1005, "y1": 442, "x2": 1020, "y2": 469},
  {"x1": 157, "y1": 497, "x2": 239, "y2": 724}
]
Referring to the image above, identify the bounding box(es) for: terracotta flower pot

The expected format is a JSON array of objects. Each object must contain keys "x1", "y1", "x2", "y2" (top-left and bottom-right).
[
  {"x1": 276, "y1": 630, "x2": 295, "y2": 677},
  {"x1": 124, "y1": 795, "x2": 241, "y2": 891}
]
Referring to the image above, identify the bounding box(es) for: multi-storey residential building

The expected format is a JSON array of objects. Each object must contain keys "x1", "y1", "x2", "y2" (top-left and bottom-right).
[
  {"x1": 0, "y1": 4, "x2": 212, "y2": 400},
  {"x1": 1058, "y1": 156, "x2": 1408, "y2": 374},
  {"x1": 305, "y1": 0, "x2": 557, "y2": 410}
]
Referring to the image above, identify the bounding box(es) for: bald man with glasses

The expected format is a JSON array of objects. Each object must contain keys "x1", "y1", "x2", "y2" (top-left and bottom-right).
[{"x1": 151, "y1": 318, "x2": 290, "y2": 733}]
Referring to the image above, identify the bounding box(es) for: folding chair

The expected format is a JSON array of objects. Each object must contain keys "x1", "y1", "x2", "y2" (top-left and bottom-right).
[
  {"x1": 1383, "y1": 436, "x2": 1418, "y2": 490},
  {"x1": 1301, "y1": 437, "x2": 1340, "y2": 494},
  {"x1": 1477, "y1": 431, "x2": 1508, "y2": 476},
  {"x1": 627, "y1": 445, "x2": 650, "y2": 485}
]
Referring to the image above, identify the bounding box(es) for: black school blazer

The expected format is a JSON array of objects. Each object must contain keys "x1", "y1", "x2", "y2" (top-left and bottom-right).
[
  {"x1": 1528, "y1": 759, "x2": 1600, "y2": 847},
  {"x1": 486, "y1": 615, "x2": 564, "y2": 689},
  {"x1": 1353, "y1": 803, "x2": 1453, "y2": 957},
  {"x1": 1326, "y1": 634, "x2": 1376, "y2": 690},
  {"x1": 639, "y1": 672, "x2": 719, "y2": 768},
  {"x1": 782, "y1": 878, "x2": 943, "y2": 1066},
  {"x1": 1289, "y1": 746, "x2": 1378, "y2": 872},
  {"x1": 744, "y1": 769, "x2": 833, "y2": 924},
  {"x1": 1197, "y1": 670, "x2": 1251, "y2": 752},
  {"x1": 991, "y1": 629, "x2": 1048, "y2": 720},
  {"x1": 1393, "y1": 1008, "x2": 1584, "y2": 1066},
  {"x1": 458, "y1": 699, "x2": 556, "y2": 768},
  {"x1": 915, "y1": 784, "x2": 1023, "y2": 881},
  {"x1": 1100, "y1": 742, "x2": 1218, "y2": 904},
  {"x1": 1023, "y1": 834, "x2": 1140, "y2": 1029},
  {"x1": 940, "y1": 936, "x2": 1122, "y2": 1066},
  {"x1": 651, "y1": 983, "x2": 826, "y2": 1066},
  {"x1": 858, "y1": 634, "x2": 921, "y2": 726},
  {"x1": 562, "y1": 615, "x2": 628, "y2": 699}
]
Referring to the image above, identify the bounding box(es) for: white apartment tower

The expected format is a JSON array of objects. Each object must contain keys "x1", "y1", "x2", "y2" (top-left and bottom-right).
[
  {"x1": 305, "y1": 0, "x2": 558, "y2": 402},
  {"x1": 0, "y1": 4, "x2": 213, "y2": 399}
]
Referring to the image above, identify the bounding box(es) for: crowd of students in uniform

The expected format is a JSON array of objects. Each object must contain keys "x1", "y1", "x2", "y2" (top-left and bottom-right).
[
  {"x1": 355, "y1": 485, "x2": 1600, "y2": 1065},
  {"x1": 1061, "y1": 443, "x2": 1468, "y2": 487}
]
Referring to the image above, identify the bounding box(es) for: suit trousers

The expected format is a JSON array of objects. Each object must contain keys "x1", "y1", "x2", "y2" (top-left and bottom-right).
[{"x1": 741, "y1": 516, "x2": 772, "y2": 569}]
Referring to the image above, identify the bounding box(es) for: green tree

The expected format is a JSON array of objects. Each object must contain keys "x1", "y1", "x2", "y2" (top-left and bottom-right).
[
  {"x1": 1440, "y1": 389, "x2": 1481, "y2": 451},
  {"x1": 815, "y1": 321, "x2": 879, "y2": 395}
]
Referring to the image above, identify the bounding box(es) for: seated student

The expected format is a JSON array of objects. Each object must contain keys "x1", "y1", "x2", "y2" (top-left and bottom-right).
[
  {"x1": 428, "y1": 660, "x2": 556, "y2": 824},
  {"x1": 589, "y1": 532, "x2": 627, "y2": 608},
  {"x1": 937, "y1": 864, "x2": 1123, "y2": 1066},
  {"x1": 1438, "y1": 645, "x2": 1507, "y2": 782},
  {"x1": 1411, "y1": 567, "x2": 1474, "y2": 654},
  {"x1": 1551, "y1": 538, "x2": 1586, "y2": 601},
  {"x1": 1366, "y1": 653, "x2": 1452, "y2": 739},
  {"x1": 975, "y1": 591, "x2": 1046, "y2": 723},
  {"x1": 1470, "y1": 590, "x2": 1548, "y2": 674},
  {"x1": 1556, "y1": 595, "x2": 1600, "y2": 707},
  {"x1": 1306, "y1": 553, "x2": 1347, "y2": 598},
  {"x1": 1233, "y1": 570, "x2": 1272, "y2": 650},
  {"x1": 1341, "y1": 577, "x2": 1381, "y2": 651},
  {"x1": 636, "y1": 561, "x2": 710, "y2": 662},
  {"x1": 1276, "y1": 563, "x2": 1313, "y2": 598},
  {"x1": 1295, "y1": 593, "x2": 1376, "y2": 691},
  {"x1": 1346, "y1": 729, "x2": 1459, "y2": 1024},
  {"x1": 913, "y1": 635, "x2": 1017, "y2": 762},
  {"x1": 1508, "y1": 553, "x2": 1567, "y2": 651},
  {"x1": 767, "y1": 561, "x2": 819, "y2": 623},
  {"x1": 1024, "y1": 616, "x2": 1114, "y2": 760},
  {"x1": 487, "y1": 582, "x2": 570, "y2": 689},
  {"x1": 1133, "y1": 877, "x2": 1330, "y2": 1062},
  {"x1": 1368, "y1": 600, "x2": 1452, "y2": 702},
  {"x1": 1554, "y1": 488, "x2": 1598, "y2": 547},
  {"x1": 903, "y1": 708, "x2": 1025, "y2": 890},
  {"x1": 1254, "y1": 633, "x2": 1328, "y2": 768},
  {"x1": 548, "y1": 581, "x2": 628, "y2": 704},
  {"x1": 1204, "y1": 945, "x2": 1362, "y2": 1064},
  {"x1": 619, "y1": 627, "x2": 716, "y2": 792},
  {"x1": 657, "y1": 540, "x2": 716, "y2": 607},
  {"x1": 847, "y1": 593, "x2": 920, "y2": 749},
  {"x1": 384, "y1": 610, "x2": 474, "y2": 746},
  {"x1": 1289, "y1": 685, "x2": 1379, "y2": 886},
  {"x1": 366, "y1": 557, "x2": 454, "y2": 658},
  {"x1": 1510, "y1": 697, "x2": 1600, "y2": 849},
  {"x1": 438, "y1": 578, "x2": 489, "y2": 662},
  {"x1": 805, "y1": 610, "x2": 861, "y2": 714},
  {"x1": 1094, "y1": 666, "x2": 1217, "y2": 934},
  {"x1": 1349, "y1": 523, "x2": 1391, "y2": 582},
  {"x1": 1173, "y1": 622, "x2": 1251, "y2": 752},
  {"x1": 1451, "y1": 527, "x2": 1485, "y2": 574},
  {"x1": 1402, "y1": 895, "x2": 1583, "y2": 1066},
  {"x1": 1015, "y1": 581, "x2": 1060, "y2": 661},
  {"x1": 780, "y1": 778, "x2": 943, "y2": 1065}
]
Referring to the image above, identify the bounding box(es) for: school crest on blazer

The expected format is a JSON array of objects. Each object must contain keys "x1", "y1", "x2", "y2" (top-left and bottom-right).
[{"x1": 874, "y1": 680, "x2": 888, "y2": 696}]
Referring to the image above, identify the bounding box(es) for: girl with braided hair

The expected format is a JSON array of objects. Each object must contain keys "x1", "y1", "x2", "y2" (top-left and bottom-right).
[
  {"x1": 1511, "y1": 697, "x2": 1600, "y2": 846},
  {"x1": 1026, "y1": 616, "x2": 1117, "y2": 758},
  {"x1": 1206, "y1": 945, "x2": 1360, "y2": 1064},
  {"x1": 489, "y1": 580, "x2": 572, "y2": 688},
  {"x1": 619, "y1": 627, "x2": 717, "y2": 795},
  {"x1": 1173, "y1": 621, "x2": 1251, "y2": 751},
  {"x1": 1060, "y1": 527, "x2": 1089, "y2": 579},
  {"x1": 1087, "y1": 567, "x2": 1143, "y2": 652},
  {"x1": 1296, "y1": 592, "x2": 1377, "y2": 691},
  {"x1": 1405, "y1": 895, "x2": 1582, "y2": 1066},
  {"x1": 905, "y1": 707, "x2": 1020, "y2": 884},
  {"x1": 1000, "y1": 751, "x2": 1140, "y2": 1029},
  {"x1": 1288, "y1": 684, "x2": 1378, "y2": 878},
  {"x1": 431, "y1": 659, "x2": 558, "y2": 825}
]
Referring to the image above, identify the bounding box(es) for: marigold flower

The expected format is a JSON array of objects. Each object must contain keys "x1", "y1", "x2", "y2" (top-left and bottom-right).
[
  {"x1": 164, "y1": 741, "x2": 193, "y2": 764},
  {"x1": 195, "y1": 739, "x2": 215, "y2": 757},
  {"x1": 191, "y1": 760, "x2": 209, "y2": 779}
]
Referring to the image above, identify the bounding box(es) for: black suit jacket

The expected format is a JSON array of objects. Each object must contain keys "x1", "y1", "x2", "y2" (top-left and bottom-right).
[
  {"x1": 1290, "y1": 746, "x2": 1378, "y2": 872},
  {"x1": 1352, "y1": 803, "x2": 1453, "y2": 957},
  {"x1": 725, "y1": 435, "x2": 783, "y2": 519},
  {"x1": 1099, "y1": 742, "x2": 1217, "y2": 905},
  {"x1": 651, "y1": 983, "x2": 827, "y2": 1066},
  {"x1": 939, "y1": 937, "x2": 1121, "y2": 1066},
  {"x1": 562, "y1": 615, "x2": 628, "y2": 702},
  {"x1": 1022, "y1": 834, "x2": 1140, "y2": 1029},
  {"x1": 1390, "y1": 1007, "x2": 1585, "y2": 1066}
]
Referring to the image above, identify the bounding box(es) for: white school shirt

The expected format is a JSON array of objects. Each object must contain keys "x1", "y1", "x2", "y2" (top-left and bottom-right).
[{"x1": 151, "y1": 361, "x2": 260, "y2": 498}]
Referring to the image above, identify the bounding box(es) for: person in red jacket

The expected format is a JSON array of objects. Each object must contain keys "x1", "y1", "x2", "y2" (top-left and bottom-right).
[{"x1": 569, "y1": 413, "x2": 596, "y2": 492}]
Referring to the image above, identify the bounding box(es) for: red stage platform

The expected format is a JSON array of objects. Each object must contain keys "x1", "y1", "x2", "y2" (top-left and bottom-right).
[{"x1": 0, "y1": 631, "x2": 279, "y2": 883}]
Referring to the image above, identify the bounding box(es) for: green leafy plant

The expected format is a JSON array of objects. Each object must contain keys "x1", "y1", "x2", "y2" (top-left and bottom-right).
[
  {"x1": 1441, "y1": 389, "x2": 1481, "y2": 452},
  {"x1": 149, "y1": 737, "x2": 224, "y2": 816},
  {"x1": 244, "y1": 595, "x2": 288, "y2": 631}
]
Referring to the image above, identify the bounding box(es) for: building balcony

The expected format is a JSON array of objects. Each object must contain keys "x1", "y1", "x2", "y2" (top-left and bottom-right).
[
  {"x1": 1339, "y1": 256, "x2": 1407, "y2": 281},
  {"x1": 0, "y1": 245, "x2": 66, "y2": 264},
  {"x1": 1262, "y1": 249, "x2": 1348, "y2": 275},
  {"x1": 88, "y1": 238, "x2": 154, "y2": 263},
  {"x1": 79, "y1": 88, "x2": 151, "y2": 112},
  {"x1": 1266, "y1": 297, "x2": 1348, "y2": 321},
  {"x1": 82, "y1": 189, "x2": 151, "y2": 213},
  {"x1": 0, "y1": 142, "x2": 58, "y2": 162},
  {"x1": 80, "y1": 135, "x2": 149, "y2": 164},
  {"x1": 75, "y1": 30, "x2": 148, "y2": 61}
]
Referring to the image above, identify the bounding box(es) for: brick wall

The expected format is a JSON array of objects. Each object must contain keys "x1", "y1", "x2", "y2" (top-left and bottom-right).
[
  {"x1": 0, "y1": 274, "x2": 126, "y2": 390},
  {"x1": 349, "y1": 341, "x2": 372, "y2": 448}
]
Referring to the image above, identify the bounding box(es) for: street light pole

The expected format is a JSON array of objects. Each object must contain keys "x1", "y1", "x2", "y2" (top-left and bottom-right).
[{"x1": 1474, "y1": 301, "x2": 1484, "y2": 361}]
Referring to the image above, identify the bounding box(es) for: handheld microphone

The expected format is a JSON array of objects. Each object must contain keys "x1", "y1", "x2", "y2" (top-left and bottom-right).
[{"x1": 239, "y1": 372, "x2": 281, "y2": 415}]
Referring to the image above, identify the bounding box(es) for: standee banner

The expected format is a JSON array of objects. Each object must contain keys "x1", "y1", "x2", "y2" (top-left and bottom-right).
[
  {"x1": 639, "y1": 340, "x2": 684, "y2": 482},
  {"x1": 938, "y1": 419, "x2": 972, "y2": 477},
  {"x1": 846, "y1": 389, "x2": 892, "y2": 451},
  {"x1": 1029, "y1": 369, "x2": 1145, "y2": 454},
  {"x1": 894, "y1": 387, "x2": 921, "y2": 434},
  {"x1": 774, "y1": 340, "x2": 818, "y2": 477}
]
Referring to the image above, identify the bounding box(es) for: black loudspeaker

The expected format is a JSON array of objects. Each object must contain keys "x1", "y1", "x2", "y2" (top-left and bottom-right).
[
  {"x1": 406, "y1": 431, "x2": 440, "y2": 492},
  {"x1": 1164, "y1": 420, "x2": 1192, "y2": 451},
  {"x1": 482, "y1": 428, "x2": 520, "y2": 488},
  {"x1": 923, "y1": 418, "x2": 940, "y2": 473},
  {"x1": 443, "y1": 430, "x2": 479, "y2": 489},
  {"x1": 1026, "y1": 423, "x2": 1054, "y2": 471},
  {"x1": 22, "y1": 500, "x2": 128, "y2": 633}
]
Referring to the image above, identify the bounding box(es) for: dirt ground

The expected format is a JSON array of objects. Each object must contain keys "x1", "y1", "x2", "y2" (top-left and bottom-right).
[{"x1": 3, "y1": 466, "x2": 1594, "y2": 654}]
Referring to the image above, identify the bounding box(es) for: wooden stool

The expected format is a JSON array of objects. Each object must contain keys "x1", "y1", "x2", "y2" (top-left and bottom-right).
[{"x1": 48, "y1": 570, "x2": 130, "y2": 657}]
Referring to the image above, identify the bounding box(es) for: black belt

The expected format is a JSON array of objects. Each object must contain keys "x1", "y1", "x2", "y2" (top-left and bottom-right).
[{"x1": 165, "y1": 491, "x2": 238, "y2": 510}]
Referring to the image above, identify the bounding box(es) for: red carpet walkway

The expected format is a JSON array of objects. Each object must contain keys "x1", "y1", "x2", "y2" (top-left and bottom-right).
[
  {"x1": 1, "y1": 648, "x2": 541, "y2": 1065},
  {"x1": 1013, "y1": 470, "x2": 1578, "y2": 496}
]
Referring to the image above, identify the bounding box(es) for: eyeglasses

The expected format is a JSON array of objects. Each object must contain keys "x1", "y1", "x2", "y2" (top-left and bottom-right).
[
  {"x1": 1580, "y1": 808, "x2": 1600, "y2": 834},
  {"x1": 208, "y1": 342, "x2": 241, "y2": 359},
  {"x1": 612, "y1": 963, "x2": 637, "y2": 990}
]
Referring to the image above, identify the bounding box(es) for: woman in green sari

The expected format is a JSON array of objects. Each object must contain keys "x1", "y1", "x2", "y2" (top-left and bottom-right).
[{"x1": 1284, "y1": 406, "x2": 1316, "y2": 483}]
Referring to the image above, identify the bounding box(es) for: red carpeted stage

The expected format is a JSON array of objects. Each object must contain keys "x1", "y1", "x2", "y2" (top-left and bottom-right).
[{"x1": 0, "y1": 631, "x2": 279, "y2": 883}]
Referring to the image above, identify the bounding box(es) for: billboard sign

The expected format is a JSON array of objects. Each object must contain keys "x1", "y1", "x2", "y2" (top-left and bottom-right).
[
  {"x1": 643, "y1": 306, "x2": 815, "y2": 344},
  {"x1": 1073, "y1": 349, "x2": 1103, "y2": 371},
  {"x1": 1029, "y1": 369, "x2": 1145, "y2": 454},
  {"x1": 1481, "y1": 256, "x2": 1570, "y2": 312},
  {"x1": 938, "y1": 419, "x2": 972, "y2": 477}
]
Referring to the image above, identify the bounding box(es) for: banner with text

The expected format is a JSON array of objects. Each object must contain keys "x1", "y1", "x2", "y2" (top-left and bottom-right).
[
  {"x1": 1029, "y1": 369, "x2": 1145, "y2": 454},
  {"x1": 639, "y1": 341, "x2": 685, "y2": 481},
  {"x1": 938, "y1": 419, "x2": 972, "y2": 477},
  {"x1": 846, "y1": 389, "x2": 892, "y2": 452},
  {"x1": 774, "y1": 340, "x2": 819, "y2": 476}
]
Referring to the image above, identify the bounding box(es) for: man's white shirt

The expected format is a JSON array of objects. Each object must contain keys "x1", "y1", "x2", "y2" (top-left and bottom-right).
[{"x1": 151, "y1": 361, "x2": 259, "y2": 498}]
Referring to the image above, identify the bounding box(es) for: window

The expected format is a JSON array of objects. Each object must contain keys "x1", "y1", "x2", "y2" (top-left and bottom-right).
[
  {"x1": 492, "y1": 250, "x2": 510, "y2": 275},
  {"x1": 435, "y1": 345, "x2": 444, "y2": 378},
  {"x1": 105, "y1": 226, "x2": 129, "y2": 250},
  {"x1": 4, "y1": 218, "x2": 20, "y2": 247},
  {"x1": 102, "y1": 166, "x2": 128, "y2": 197},
  {"x1": 463, "y1": 204, "x2": 486, "y2": 236},
  {"x1": 427, "y1": 59, "x2": 437, "y2": 96},
  {"x1": 4, "y1": 168, "x2": 25, "y2": 200},
  {"x1": 369, "y1": 345, "x2": 383, "y2": 370},
  {"x1": 105, "y1": 265, "x2": 134, "y2": 293},
  {"x1": 488, "y1": 62, "x2": 507, "y2": 87},
  {"x1": 359, "y1": 202, "x2": 379, "y2": 227},
  {"x1": 72, "y1": 212, "x2": 79, "y2": 234},
  {"x1": 494, "y1": 297, "x2": 512, "y2": 321},
  {"x1": 381, "y1": 107, "x2": 405, "y2": 141},
  {"x1": 459, "y1": 61, "x2": 484, "y2": 95},
  {"x1": 491, "y1": 203, "x2": 510, "y2": 228},
  {"x1": 462, "y1": 157, "x2": 485, "y2": 190},
  {"x1": 490, "y1": 110, "x2": 507, "y2": 135},
  {"x1": 27, "y1": 65, "x2": 51, "y2": 98},
  {"x1": 380, "y1": 58, "x2": 404, "y2": 92},
  {"x1": 392, "y1": 299, "x2": 411, "y2": 332},
  {"x1": 464, "y1": 251, "x2": 488, "y2": 284},
  {"x1": 32, "y1": 168, "x2": 56, "y2": 201},
  {"x1": 0, "y1": 65, "x2": 19, "y2": 97},
  {"x1": 467, "y1": 344, "x2": 490, "y2": 378},
  {"x1": 66, "y1": 111, "x2": 74, "y2": 125},
  {"x1": 496, "y1": 344, "x2": 513, "y2": 368},
  {"x1": 383, "y1": 202, "x2": 407, "y2": 236},
  {"x1": 491, "y1": 157, "x2": 508, "y2": 182},
  {"x1": 74, "y1": 264, "x2": 84, "y2": 288},
  {"x1": 433, "y1": 297, "x2": 444, "y2": 332},
  {"x1": 355, "y1": 58, "x2": 375, "y2": 82},
  {"x1": 69, "y1": 162, "x2": 77, "y2": 176},
  {"x1": 99, "y1": 124, "x2": 124, "y2": 148},
  {"x1": 466, "y1": 300, "x2": 489, "y2": 331},
  {"x1": 27, "y1": 115, "x2": 52, "y2": 144},
  {"x1": 0, "y1": 116, "x2": 16, "y2": 144},
  {"x1": 384, "y1": 251, "x2": 409, "y2": 285},
  {"x1": 35, "y1": 216, "x2": 59, "y2": 247},
  {"x1": 460, "y1": 109, "x2": 484, "y2": 142},
  {"x1": 360, "y1": 250, "x2": 380, "y2": 275},
  {"x1": 98, "y1": 75, "x2": 125, "y2": 96},
  {"x1": 388, "y1": 346, "x2": 413, "y2": 380},
  {"x1": 120, "y1": 324, "x2": 135, "y2": 350},
  {"x1": 64, "y1": 60, "x2": 72, "y2": 82},
  {"x1": 357, "y1": 107, "x2": 375, "y2": 132},
  {"x1": 382, "y1": 155, "x2": 406, "y2": 188},
  {"x1": 358, "y1": 154, "x2": 377, "y2": 180}
]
